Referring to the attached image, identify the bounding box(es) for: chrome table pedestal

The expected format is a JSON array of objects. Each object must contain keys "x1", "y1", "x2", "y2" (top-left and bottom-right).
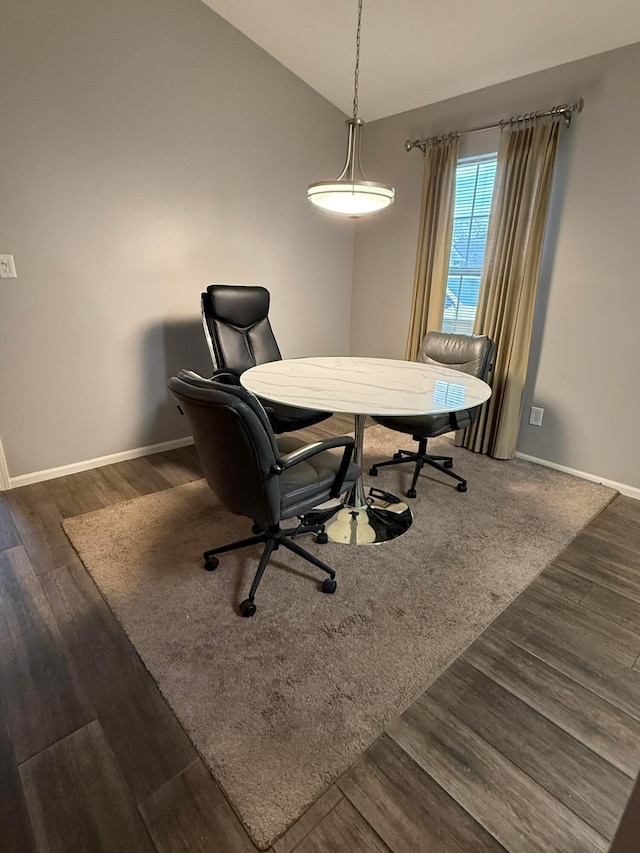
[{"x1": 310, "y1": 415, "x2": 412, "y2": 545}]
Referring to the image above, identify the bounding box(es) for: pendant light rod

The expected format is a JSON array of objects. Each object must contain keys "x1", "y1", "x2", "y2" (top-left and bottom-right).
[{"x1": 352, "y1": 0, "x2": 362, "y2": 121}]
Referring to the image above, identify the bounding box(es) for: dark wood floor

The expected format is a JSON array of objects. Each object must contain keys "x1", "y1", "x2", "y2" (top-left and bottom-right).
[{"x1": 1, "y1": 415, "x2": 639, "y2": 852}]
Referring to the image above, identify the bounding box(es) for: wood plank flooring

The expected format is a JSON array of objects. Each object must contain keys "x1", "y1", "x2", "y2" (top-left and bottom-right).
[{"x1": 1, "y1": 416, "x2": 639, "y2": 852}]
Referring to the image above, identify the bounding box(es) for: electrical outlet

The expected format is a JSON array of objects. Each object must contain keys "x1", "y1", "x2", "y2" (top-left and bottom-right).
[
  {"x1": 529, "y1": 406, "x2": 544, "y2": 427},
  {"x1": 0, "y1": 255, "x2": 17, "y2": 278}
]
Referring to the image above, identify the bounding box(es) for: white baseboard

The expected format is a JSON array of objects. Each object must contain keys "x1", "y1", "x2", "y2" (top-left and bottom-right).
[
  {"x1": 515, "y1": 451, "x2": 640, "y2": 500},
  {"x1": 4, "y1": 435, "x2": 638, "y2": 501},
  {"x1": 0, "y1": 437, "x2": 10, "y2": 491},
  {"x1": 7, "y1": 436, "x2": 195, "y2": 490}
]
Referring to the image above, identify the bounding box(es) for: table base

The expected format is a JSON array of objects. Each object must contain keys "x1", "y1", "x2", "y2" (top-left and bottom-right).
[{"x1": 305, "y1": 488, "x2": 412, "y2": 545}]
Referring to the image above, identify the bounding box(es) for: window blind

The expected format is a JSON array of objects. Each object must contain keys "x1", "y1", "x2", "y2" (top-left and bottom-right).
[{"x1": 443, "y1": 156, "x2": 497, "y2": 336}]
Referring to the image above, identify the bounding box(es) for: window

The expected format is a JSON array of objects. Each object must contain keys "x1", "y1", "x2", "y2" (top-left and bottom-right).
[{"x1": 443, "y1": 154, "x2": 497, "y2": 336}]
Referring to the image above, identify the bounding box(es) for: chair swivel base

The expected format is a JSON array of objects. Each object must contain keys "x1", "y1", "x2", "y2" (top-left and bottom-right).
[
  {"x1": 369, "y1": 441, "x2": 468, "y2": 498},
  {"x1": 302, "y1": 488, "x2": 413, "y2": 545},
  {"x1": 203, "y1": 522, "x2": 336, "y2": 617},
  {"x1": 250, "y1": 522, "x2": 327, "y2": 542}
]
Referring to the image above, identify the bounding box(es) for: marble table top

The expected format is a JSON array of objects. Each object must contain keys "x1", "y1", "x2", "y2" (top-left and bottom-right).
[{"x1": 242, "y1": 356, "x2": 491, "y2": 417}]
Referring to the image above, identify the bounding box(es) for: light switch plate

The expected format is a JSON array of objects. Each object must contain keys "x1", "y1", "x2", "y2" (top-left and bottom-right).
[{"x1": 0, "y1": 255, "x2": 17, "y2": 278}]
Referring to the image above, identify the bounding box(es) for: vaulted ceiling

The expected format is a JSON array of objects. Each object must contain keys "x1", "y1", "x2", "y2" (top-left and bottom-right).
[{"x1": 200, "y1": 0, "x2": 640, "y2": 121}]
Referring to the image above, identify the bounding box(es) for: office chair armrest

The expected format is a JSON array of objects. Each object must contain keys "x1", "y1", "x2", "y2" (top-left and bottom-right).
[
  {"x1": 449, "y1": 404, "x2": 482, "y2": 431},
  {"x1": 272, "y1": 436, "x2": 356, "y2": 498},
  {"x1": 273, "y1": 436, "x2": 355, "y2": 471},
  {"x1": 208, "y1": 368, "x2": 242, "y2": 385},
  {"x1": 449, "y1": 411, "x2": 466, "y2": 431}
]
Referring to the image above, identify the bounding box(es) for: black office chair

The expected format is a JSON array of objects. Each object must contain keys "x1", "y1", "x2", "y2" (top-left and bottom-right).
[
  {"x1": 168, "y1": 370, "x2": 360, "y2": 617},
  {"x1": 369, "y1": 332, "x2": 495, "y2": 498},
  {"x1": 201, "y1": 284, "x2": 333, "y2": 433}
]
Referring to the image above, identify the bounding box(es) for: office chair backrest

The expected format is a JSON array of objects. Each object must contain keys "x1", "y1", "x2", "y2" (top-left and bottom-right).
[
  {"x1": 201, "y1": 284, "x2": 282, "y2": 374},
  {"x1": 418, "y1": 331, "x2": 495, "y2": 380},
  {"x1": 168, "y1": 371, "x2": 282, "y2": 527}
]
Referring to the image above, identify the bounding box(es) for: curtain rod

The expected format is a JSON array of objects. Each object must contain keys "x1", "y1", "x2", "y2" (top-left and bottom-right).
[{"x1": 404, "y1": 97, "x2": 584, "y2": 154}]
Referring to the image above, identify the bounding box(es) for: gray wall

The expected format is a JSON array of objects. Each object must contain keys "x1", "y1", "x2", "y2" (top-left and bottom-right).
[
  {"x1": 352, "y1": 43, "x2": 640, "y2": 490},
  {"x1": 0, "y1": 0, "x2": 354, "y2": 478}
]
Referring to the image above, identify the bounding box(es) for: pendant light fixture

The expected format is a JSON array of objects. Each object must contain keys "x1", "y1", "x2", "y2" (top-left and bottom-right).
[{"x1": 307, "y1": 0, "x2": 395, "y2": 217}]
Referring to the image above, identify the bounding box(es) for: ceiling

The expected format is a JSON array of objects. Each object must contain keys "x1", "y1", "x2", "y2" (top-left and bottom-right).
[{"x1": 200, "y1": 0, "x2": 640, "y2": 122}]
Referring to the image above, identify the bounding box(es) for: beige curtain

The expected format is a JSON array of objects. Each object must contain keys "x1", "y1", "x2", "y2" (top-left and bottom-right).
[
  {"x1": 404, "y1": 136, "x2": 459, "y2": 360},
  {"x1": 461, "y1": 120, "x2": 560, "y2": 459}
]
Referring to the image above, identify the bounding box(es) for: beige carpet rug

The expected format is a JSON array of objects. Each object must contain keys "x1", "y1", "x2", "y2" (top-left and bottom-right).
[{"x1": 62, "y1": 426, "x2": 615, "y2": 849}]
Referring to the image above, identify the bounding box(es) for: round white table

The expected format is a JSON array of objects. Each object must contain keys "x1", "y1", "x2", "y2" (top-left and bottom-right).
[{"x1": 242, "y1": 356, "x2": 492, "y2": 544}]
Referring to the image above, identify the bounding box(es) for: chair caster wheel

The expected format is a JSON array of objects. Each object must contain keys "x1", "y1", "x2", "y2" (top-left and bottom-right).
[
  {"x1": 406, "y1": 488, "x2": 417, "y2": 499},
  {"x1": 393, "y1": 451, "x2": 403, "y2": 460},
  {"x1": 204, "y1": 558, "x2": 219, "y2": 571},
  {"x1": 322, "y1": 578, "x2": 337, "y2": 594},
  {"x1": 316, "y1": 531, "x2": 329, "y2": 544},
  {"x1": 456, "y1": 483, "x2": 467, "y2": 493},
  {"x1": 443, "y1": 460, "x2": 453, "y2": 469},
  {"x1": 369, "y1": 467, "x2": 378, "y2": 476},
  {"x1": 240, "y1": 599, "x2": 257, "y2": 617},
  {"x1": 251, "y1": 524, "x2": 264, "y2": 534}
]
